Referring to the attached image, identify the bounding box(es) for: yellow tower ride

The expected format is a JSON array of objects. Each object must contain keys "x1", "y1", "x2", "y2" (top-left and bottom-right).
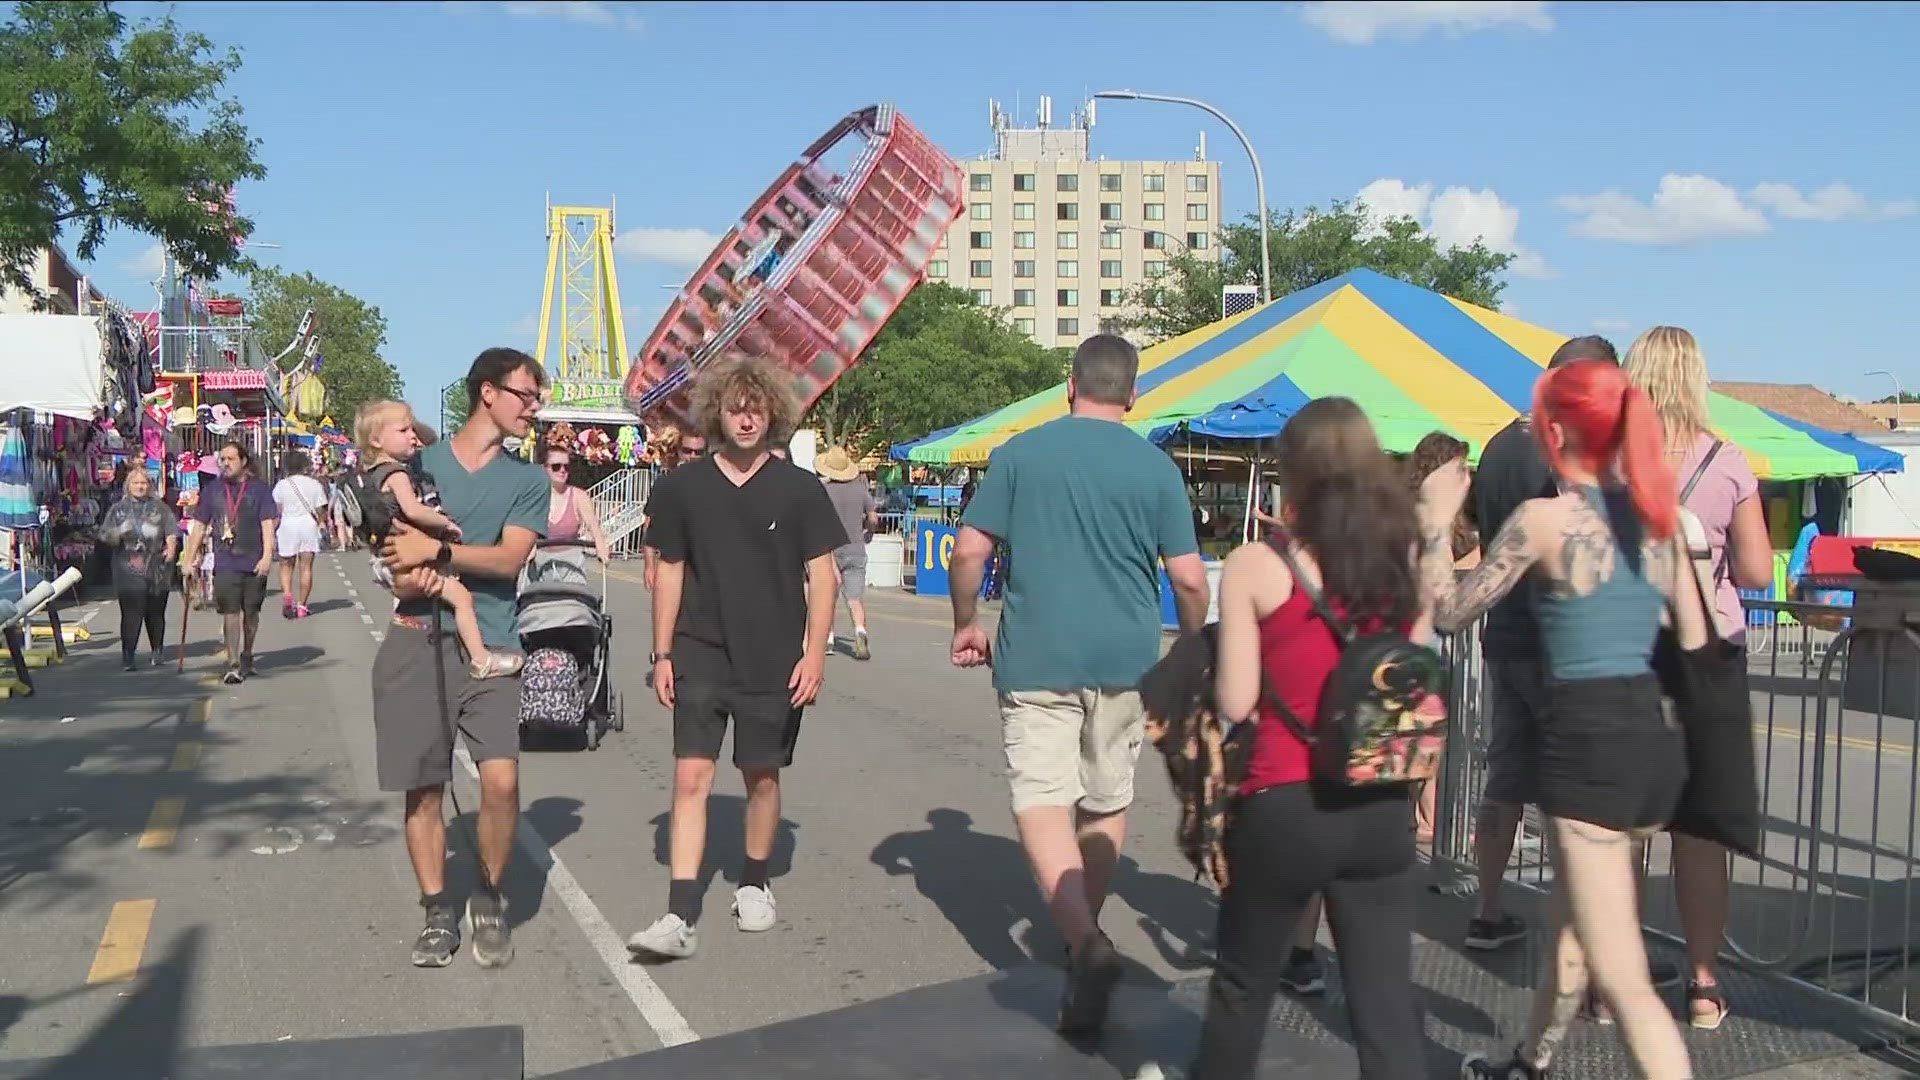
[{"x1": 535, "y1": 199, "x2": 630, "y2": 383}]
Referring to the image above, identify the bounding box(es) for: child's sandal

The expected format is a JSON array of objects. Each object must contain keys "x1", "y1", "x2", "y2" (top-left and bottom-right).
[{"x1": 1687, "y1": 980, "x2": 1728, "y2": 1030}]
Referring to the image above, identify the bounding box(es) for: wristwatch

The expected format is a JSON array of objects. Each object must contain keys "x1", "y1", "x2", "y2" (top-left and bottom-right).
[
  {"x1": 650, "y1": 651, "x2": 671, "y2": 665},
  {"x1": 434, "y1": 539, "x2": 453, "y2": 567}
]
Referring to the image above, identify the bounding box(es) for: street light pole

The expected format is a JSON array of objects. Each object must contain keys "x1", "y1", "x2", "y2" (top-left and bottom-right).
[
  {"x1": 1093, "y1": 89, "x2": 1272, "y2": 305},
  {"x1": 1867, "y1": 369, "x2": 1904, "y2": 430}
]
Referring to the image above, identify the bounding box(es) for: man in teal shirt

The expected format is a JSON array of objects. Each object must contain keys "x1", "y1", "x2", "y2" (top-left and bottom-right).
[
  {"x1": 949, "y1": 333, "x2": 1210, "y2": 1039},
  {"x1": 380, "y1": 348, "x2": 550, "y2": 972}
]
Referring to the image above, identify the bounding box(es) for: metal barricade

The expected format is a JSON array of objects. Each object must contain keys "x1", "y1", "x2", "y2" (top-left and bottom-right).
[{"x1": 1428, "y1": 589, "x2": 1920, "y2": 1029}]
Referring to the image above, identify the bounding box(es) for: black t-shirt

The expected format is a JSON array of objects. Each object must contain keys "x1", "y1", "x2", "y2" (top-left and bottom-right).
[
  {"x1": 645, "y1": 455, "x2": 849, "y2": 690},
  {"x1": 1473, "y1": 418, "x2": 1555, "y2": 660}
]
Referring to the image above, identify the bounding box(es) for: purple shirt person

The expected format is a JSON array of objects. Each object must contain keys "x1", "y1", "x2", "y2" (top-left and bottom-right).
[{"x1": 184, "y1": 442, "x2": 278, "y2": 683}]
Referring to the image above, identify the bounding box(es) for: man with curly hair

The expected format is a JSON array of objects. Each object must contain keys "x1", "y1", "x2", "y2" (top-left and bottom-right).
[{"x1": 627, "y1": 355, "x2": 846, "y2": 959}]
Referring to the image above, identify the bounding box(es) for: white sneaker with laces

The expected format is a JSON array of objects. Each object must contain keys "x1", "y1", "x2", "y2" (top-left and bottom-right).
[
  {"x1": 733, "y1": 884, "x2": 777, "y2": 932},
  {"x1": 626, "y1": 913, "x2": 698, "y2": 959}
]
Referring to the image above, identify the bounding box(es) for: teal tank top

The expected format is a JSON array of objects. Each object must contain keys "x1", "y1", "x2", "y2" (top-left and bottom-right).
[{"x1": 1534, "y1": 487, "x2": 1665, "y2": 681}]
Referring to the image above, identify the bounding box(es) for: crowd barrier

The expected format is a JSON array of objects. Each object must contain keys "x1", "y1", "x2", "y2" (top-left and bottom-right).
[{"x1": 1428, "y1": 588, "x2": 1920, "y2": 1031}]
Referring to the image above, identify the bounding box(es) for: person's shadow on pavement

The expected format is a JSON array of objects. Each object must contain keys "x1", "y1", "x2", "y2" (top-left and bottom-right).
[{"x1": 870, "y1": 808, "x2": 1053, "y2": 971}]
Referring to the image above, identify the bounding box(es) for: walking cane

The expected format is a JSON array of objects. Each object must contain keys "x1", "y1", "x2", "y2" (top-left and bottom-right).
[{"x1": 177, "y1": 566, "x2": 192, "y2": 673}]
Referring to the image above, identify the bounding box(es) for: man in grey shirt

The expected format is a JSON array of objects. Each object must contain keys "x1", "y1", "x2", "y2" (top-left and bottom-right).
[{"x1": 815, "y1": 446, "x2": 877, "y2": 660}]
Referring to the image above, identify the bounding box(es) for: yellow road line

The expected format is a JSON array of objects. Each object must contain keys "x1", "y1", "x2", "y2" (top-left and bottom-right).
[
  {"x1": 190, "y1": 697, "x2": 212, "y2": 726},
  {"x1": 1758, "y1": 722, "x2": 1910, "y2": 756},
  {"x1": 86, "y1": 900, "x2": 157, "y2": 984},
  {"x1": 169, "y1": 742, "x2": 202, "y2": 772},
  {"x1": 137, "y1": 799, "x2": 186, "y2": 850}
]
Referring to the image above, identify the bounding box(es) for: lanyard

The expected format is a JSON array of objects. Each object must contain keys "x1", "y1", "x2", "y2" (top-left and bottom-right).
[{"x1": 221, "y1": 479, "x2": 246, "y2": 540}]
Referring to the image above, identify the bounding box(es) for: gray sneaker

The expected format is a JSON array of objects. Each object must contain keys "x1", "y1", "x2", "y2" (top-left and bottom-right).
[
  {"x1": 852, "y1": 630, "x2": 871, "y2": 661},
  {"x1": 467, "y1": 889, "x2": 513, "y2": 969},
  {"x1": 627, "y1": 913, "x2": 698, "y2": 959},
  {"x1": 733, "y1": 885, "x2": 777, "y2": 932}
]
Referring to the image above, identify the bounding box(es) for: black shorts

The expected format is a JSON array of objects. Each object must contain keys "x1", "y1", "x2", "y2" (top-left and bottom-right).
[
  {"x1": 1483, "y1": 657, "x2": 1550, "y2": 806},
  {"x1": 213, "y1": 570, "x2": 268, "y2": 615},
  {"x1": 673, "y1": 680, "x2": 804, "y2": 769},
  {"x1": 1538, "y1": 672, "x2": 1687, "y2": 833}
]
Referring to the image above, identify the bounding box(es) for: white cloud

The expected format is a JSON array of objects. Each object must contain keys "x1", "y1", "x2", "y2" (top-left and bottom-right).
[
  {"x1": 1558, "y1": 174, "x2": 1770, "y2": 246},
  {"x1": 1591, "y1": 317, "x2": 1633, "y2": 335},
  {"x1": 1355, "y1": 177, "x2": 1552, "y2": 278},
  {"x1": 1748, "y1": 181, "x2": 1917, "y2": 223},
  {"x1": 613, "y1": 227, "x2": 721, "y2": 269},
  {"x1": 444, "y1": 1, "x2": 643, "y2": 32},
  {"x1": 123, "y1": 242, "x2": 167, "y2": 280},
  {"x1": 1299, "y1": 1, "x2": 1552, "y2": 45}
]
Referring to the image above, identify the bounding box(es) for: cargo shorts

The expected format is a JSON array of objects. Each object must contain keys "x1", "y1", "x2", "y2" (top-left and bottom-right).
[{"x1": 1000, "y1": 688, "x2": 1147, "y2": 815}]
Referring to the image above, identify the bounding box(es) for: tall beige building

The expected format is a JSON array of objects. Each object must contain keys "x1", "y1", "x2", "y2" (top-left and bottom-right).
[{"x1": 928, "y1": 97, "x2": 1222, "y2": 349}]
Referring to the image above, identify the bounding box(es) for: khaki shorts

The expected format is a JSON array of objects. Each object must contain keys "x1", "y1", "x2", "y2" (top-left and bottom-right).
[{"x1": 1000, "y1": 688, "x2": 1147, "y2": 815}]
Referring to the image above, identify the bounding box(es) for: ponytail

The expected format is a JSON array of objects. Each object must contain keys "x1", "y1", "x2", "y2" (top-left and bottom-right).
[
  {"x1": 1618, "y1": 385, "x2": 1678, "y2": 539},
  {"x1": 1534, "y1": 359, "x2": 1679, "y2": 540}
]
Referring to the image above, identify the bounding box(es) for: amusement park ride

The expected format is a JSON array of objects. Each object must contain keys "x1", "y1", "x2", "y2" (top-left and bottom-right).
[{"x1": 485, "y1": 103, "x2": 965, "y2": 556}]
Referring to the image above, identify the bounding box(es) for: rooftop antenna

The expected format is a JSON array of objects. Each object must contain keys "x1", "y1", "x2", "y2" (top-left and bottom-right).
[
  {"x1": 1197, "y1": 131, "x2": 1207, "y2": 161},
  {"x1": 1039, "y1": 95, "x2": 1052, "y2": 129}
]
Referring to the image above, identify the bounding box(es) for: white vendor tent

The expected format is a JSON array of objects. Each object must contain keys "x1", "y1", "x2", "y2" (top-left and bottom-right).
[{"x1": 0, "y1": 315, "x2": 107, "y2": 420}]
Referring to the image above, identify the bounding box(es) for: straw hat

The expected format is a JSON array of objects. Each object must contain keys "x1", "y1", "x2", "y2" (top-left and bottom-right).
[{"x1": 816, "y1": 446, "x2": 860, "y2": 482}]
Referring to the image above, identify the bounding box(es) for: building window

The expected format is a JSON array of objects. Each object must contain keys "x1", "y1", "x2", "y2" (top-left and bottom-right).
[
  {"x1": 970, "y1": 202, "x2": 993, "y2": 221},
  {"x1": 1186, "y1": 174, "x2": 1209, "y2": 193},
  {"x1": 1187, "y1": 232, "x2": 1210, "y2": 250},
  {"x1": 1186, "y1": 203, "x2": 1209, "y2": 221},
  {"x1": 1100, "y1": 202, "x2": 1122, "y2": 222},
  {"x1": 1145, "y1": 260, "x2": 1168, "y2": 276},
  {"x1": 1057, "y1": 318, "x2": 1080, "y2": 337},
  {"x1": 1100, "y1": 289, "x2": 1125, "y2": 306},
  {"x1": 1056, "y1": 202, "x2": 1079, "y2": 221},
  {"x1": 1144, "y1": 174, "x2": 1166, "y2": 193},
  {"x1": 1014, "y1": 173, "x2": 1036, "y2": 192},
  {"x1": 1014, "y1": 202, "x2": 1035, "y2": 220},
  {"x1": 1144, "y1": 231, "x2": 1167, "y2": 250},
  {"x1": 970, "y1": 231, "x2": 992, "y2": 249},
  {"x1": 928, "y1": 259, "x2": 947, "y2": 277},
  {"x1": 1014, "y1": 260, "x2": 1035, "y2": 278},
  {"x1": 1014, "y1": 231, "x2": 1035, "y2": 249},
  {"x1": 1143, "y1": 203, "x2": 1166, "y2": 221},
  {"x1": 1099, "y1": 173, "x2": 1123, "y2": 192},
  {"x1": 970, "y1": 173, "x2": 992, "y2": 192},
  {"x1": 970, "y1": 259, "x2": 992, "y2": 278},
  {"x1": 1014, "y1": 317, "x2": 1036, "y2": 335},
  {"x1": 1057, "y1": 231, "x2": 1078, "y2": 250},
  {"x1": 1057, "y1": 288, "x2": 1079, "y2": 306},
  {"x1": 1100, "y1": 259, "x2": 1123, "y2": 278},
  {"x1": 1100, "y1": 230, "x2": 1123, "y2": 250},
  {"x1": 1013, "y1": 288, "x2": 1035, "y2": 307},
  {"x1": 1057, "y1": 260, "x2": 1079, "y2": 278},
  {"x1": 1057, "y1": 174, "x2": 1079, "y2": 192},
  {"x1": 970, "y1": 289, "x2": 992, "y2": 305}
]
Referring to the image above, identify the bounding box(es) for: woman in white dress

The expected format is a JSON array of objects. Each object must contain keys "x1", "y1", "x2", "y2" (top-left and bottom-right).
[{"x1": 272, "y1": 450, "x2": 328, "y2": 618}]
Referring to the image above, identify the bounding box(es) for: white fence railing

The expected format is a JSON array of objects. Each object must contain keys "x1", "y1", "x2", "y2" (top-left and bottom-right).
[{"x1": 587, "y1": 468, "x2": 651, "y2": 558}]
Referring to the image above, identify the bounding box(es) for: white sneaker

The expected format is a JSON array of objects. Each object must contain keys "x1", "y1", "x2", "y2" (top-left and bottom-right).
[
  {"x1": 732, "y1": 884, "x2": 777, "y2": 932},
  {"x1": 626, "y1": 913, "x2": 698, "y2": 959}
]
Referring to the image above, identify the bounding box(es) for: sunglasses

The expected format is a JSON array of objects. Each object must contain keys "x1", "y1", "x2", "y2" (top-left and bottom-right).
[
  {"x1": 680, "y1": 445, "x2": 705, "y2": 457},
  {"x1": 546, "y1": 463, "x2": 569, "y2": 472}
]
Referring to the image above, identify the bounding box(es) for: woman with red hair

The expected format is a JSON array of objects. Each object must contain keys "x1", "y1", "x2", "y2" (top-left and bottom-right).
[{"x1": 1418, "y1": 359, "x2": 1711, "y2": 1080}]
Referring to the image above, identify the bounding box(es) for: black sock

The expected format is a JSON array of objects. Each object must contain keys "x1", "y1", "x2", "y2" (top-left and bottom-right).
[
  {"x1": 421, "y1": 890, "x2": 451, "y2": 911},
  {"x1": 668, "y1": 878, "x2": 702, "y2": 924},
  {"x1": 741, "y1": 857, "x2": 770, "y2": 890},
  {"x1": 1289, "y1": 945, "x2": 1315, "y2": 964}
]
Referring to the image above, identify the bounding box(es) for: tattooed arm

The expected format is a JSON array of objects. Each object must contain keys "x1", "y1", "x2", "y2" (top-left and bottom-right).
[{"x1": 1422, "y1": 502, "x2": 1544, "y2": 634}]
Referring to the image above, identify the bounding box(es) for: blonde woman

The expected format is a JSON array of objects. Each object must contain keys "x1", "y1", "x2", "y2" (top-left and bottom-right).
[{"x1": 1625, "y1": 325, "x2": 1774, "y2": 1031}]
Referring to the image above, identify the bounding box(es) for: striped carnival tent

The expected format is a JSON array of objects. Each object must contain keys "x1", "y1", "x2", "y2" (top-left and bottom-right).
[{"x1": 893, "y1": 269, "x2": 1902, "y2": 481}]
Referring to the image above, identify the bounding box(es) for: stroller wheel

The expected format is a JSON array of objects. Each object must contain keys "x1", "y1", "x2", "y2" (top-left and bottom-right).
[
  {"x1": 585, "y1": 720, "x2": 601, "y2": 751},
  {"x1": 611, "y1": 694, "x2": 625, "y2": 732}
]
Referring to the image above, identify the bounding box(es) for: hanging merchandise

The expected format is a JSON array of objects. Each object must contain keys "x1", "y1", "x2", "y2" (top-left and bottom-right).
[
  {"x1": 615, "y1": 425, "x2": 640, "y2": 466},
  {"x1": 0, "y1": 422, "x2": 34, "y2": 528},
  {"x1": 579, "y1": 427, "x2": 613, "y2": 465}
]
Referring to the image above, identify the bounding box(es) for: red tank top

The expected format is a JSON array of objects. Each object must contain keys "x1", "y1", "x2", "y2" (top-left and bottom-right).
[{"x1": 1240, "y1": 587, "x2": 1401, "y2": 796}]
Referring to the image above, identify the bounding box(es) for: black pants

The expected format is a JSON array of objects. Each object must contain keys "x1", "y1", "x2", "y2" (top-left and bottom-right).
[
  {"x1": 1192, "y1": 782, "x2": 1425, "y2": 1080},
  {"x1": 117, "y1": 585, "x2": 169, "y2": 662}
]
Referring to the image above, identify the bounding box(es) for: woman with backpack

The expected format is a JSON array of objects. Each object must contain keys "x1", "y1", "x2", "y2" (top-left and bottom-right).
[
  {"x1": 1187, "y1": 396, "x2": 1433, "y2": 1080},
  {"x1": 1425, "y1": 359, "x2": 1710, "y2": 1080}
]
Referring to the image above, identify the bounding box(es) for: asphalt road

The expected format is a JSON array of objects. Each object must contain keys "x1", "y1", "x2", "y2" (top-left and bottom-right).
[
  {"x1": 1, "y1": 550, "x2": 1913, "y2": 1078},
  {"x1": 0, "y1": 551, "x2": 1205, "y2": 1076}
]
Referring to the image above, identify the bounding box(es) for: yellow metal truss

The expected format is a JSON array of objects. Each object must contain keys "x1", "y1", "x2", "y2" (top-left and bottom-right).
[{"x1": 535, "y1": 199, "x2": 630, "y2": 381}]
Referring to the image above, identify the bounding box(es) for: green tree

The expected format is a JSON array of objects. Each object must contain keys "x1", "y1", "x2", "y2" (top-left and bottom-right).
[
  {"x1": 0, "y1": 2, "x2": 265, "y2": 304},
  {"x1": 246, "y1": 267, "x2": 400, "y2": 423},
  {"x1": 1116, "y1": 200, "x2": 1515, "y2": 342},
  {"x1": 807, "y1": 282, "x2": 1068, "y2": 455}
]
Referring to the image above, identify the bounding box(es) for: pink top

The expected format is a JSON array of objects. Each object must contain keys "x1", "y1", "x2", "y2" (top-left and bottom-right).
[
  {"x1": 548, "y1": 488, "x2": 582, "y2": 542},
  {"x1": 1676, "y1": 432, "x2": 1759, "y2": 639}
]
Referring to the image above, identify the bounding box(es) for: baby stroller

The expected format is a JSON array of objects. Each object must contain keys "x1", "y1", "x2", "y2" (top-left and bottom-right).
[{"x1": 516, "y1": 538, "x2": 622, "y2": 750}]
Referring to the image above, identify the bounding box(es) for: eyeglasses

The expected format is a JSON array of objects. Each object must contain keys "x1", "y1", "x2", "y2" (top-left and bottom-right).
[
  {"x1": 680, "y1": 446, "x2": 705, "y2": 457},
  {"x1": 546, "y1": 463, "x2": 569, "y2": 473},
  {"x1": 493, "y1": 384, "x2": 542, "y2": 409}
]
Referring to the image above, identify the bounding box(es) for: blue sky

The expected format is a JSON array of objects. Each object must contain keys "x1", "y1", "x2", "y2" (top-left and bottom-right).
[{"x1": 69, "y1": 0, "x2": 1920, "y2": 409}]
